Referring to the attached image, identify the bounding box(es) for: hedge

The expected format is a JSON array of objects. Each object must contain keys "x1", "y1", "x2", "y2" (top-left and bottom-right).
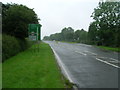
[{"x1": 2, "y1": 34, "x2": 32, "y2": 62}]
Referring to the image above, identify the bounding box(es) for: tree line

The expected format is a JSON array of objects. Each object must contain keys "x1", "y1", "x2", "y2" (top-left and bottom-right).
[
  {"x1": 43, "y1": 1, "x2": 120, "y2": 47},
  {"x1": 2, "y1": 3, "x2": 39, "y2": 61},
  {"x1": 43, "y1": 27, "x2": 88, "y2": 44}
]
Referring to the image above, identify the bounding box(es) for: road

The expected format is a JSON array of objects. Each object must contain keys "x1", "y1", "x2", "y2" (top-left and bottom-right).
[{"x1": 44, "y1": 41, "x2": 119, "y2": 88}]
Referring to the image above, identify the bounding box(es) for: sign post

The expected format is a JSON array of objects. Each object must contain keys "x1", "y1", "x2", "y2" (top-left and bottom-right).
[{"x1": 28, "y1": 24, "x2": 42, "y2": 53}]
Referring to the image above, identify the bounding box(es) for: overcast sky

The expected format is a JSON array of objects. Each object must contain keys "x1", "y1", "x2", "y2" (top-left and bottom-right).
[{"x1": 1, "y1": 0, "x2": 100, "y2": 39}]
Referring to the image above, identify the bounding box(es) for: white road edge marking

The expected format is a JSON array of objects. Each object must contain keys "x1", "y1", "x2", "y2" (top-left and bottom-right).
[
  {"x1": 75, "y1": 51, "x2": 87, "y2": 56},
  {"x1": 96, "y1": 58, "x2": 120, "y2": 69},
  {"x1": 50, "y1": 46, "x2": 74, "y2": 83},
  {"x1": 84, "y1": 51, "x2": 97, "y2": 56}
]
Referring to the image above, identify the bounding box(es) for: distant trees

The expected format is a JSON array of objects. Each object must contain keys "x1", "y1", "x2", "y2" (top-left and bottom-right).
[
  {"x1": 88, "y1": 1, "x2": 120, "y2": 47},
  {"x1": 43, "y1": 36, "x2": 51, "y2": 40},
  {"x1": 2, "y1": 3, "x2": 39, "y2": 39},
  {"x1": 43, "y1": 27, "x2": 88, "y2": 43},
  {"x1": 49, "y1": 33, "x2": 62, "y2": 41}
]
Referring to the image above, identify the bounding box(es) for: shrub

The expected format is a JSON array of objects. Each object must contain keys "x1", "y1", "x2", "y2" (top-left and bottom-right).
[
  {"x1": 2, "y1": 34, "x2": 21, "y2": 62},
  {"x1": 2, "y1": 34, "x2": 36, "y2": 62},
  {"x1": 17, "y1": 38, "x2": 28, "y2": 51}
]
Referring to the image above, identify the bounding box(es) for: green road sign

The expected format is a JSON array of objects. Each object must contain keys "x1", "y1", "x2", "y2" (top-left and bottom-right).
[{"x1": 28, "y1": 24, "x2": 42, "y2": 41}]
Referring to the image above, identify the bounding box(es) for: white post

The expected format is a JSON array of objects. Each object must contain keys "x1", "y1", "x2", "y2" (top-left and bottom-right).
[{"x1": 37, "y1": 27, "x2": 38, "y2": 40}]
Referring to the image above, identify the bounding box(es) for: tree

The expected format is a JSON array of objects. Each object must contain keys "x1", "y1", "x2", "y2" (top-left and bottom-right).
[
  {"x1": 74, "y1": 29, "x2": 88, "y2": 43},
  {"x1": 2, "y1": 3, "x2": 39, "y2": 39},
  {"x1": 74, "y1": 30, "x2": 81, "y2": 41},
  {"x1": 79, "y1": 29, "x2": 88, "y2": 43},
  {"x1": 91, "y1": 1, "x2": 120, "y2": 46},
  {"x1": 88, "y1": 22, "x2": 98, "y2": 44},
  {"x1": 61, "y1": 27, "x2": 74, "y2": 41}
]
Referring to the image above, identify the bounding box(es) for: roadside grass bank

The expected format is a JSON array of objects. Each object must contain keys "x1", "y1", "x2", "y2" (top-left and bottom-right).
[
  {"x1": 3, "y1": 42, "x2": 66, "y2": 88},
  {"x1": 97, "y1": 46, "x2": 120, "y2": 52},
  {"x1": 0, "y1": 63, "x2": 2, "y2": 88}
]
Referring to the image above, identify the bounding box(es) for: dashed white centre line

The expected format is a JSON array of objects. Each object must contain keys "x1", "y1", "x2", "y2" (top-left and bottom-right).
[
  {"x1": 84, "y1": 51, "x2": 97, "y2": 56},
  {"x1": 110, "y1": 58, "x2": 118, "y2": 61},
  {"x1": 96, "y1": 58, "x2": 120, "y2": 68},
  {"x1": 75, "y1": 51, "x2": 87, "y2": 56}
]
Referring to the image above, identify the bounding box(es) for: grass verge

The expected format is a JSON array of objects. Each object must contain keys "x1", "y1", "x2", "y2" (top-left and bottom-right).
[
  {"x1": 97, "y1": 46, "x2": 120, "y2": 52},
  {"x1": 0, "y1": 63, "x2": 2, "y2": 89},
  {"x1": 3, "y1": 42, "x2": 65, "y2": 88}
]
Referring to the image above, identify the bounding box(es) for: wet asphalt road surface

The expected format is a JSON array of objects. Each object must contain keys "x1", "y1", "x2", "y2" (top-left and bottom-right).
[{"x1": 44, "y1": 41, "x2": 119, "y2": 88}]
